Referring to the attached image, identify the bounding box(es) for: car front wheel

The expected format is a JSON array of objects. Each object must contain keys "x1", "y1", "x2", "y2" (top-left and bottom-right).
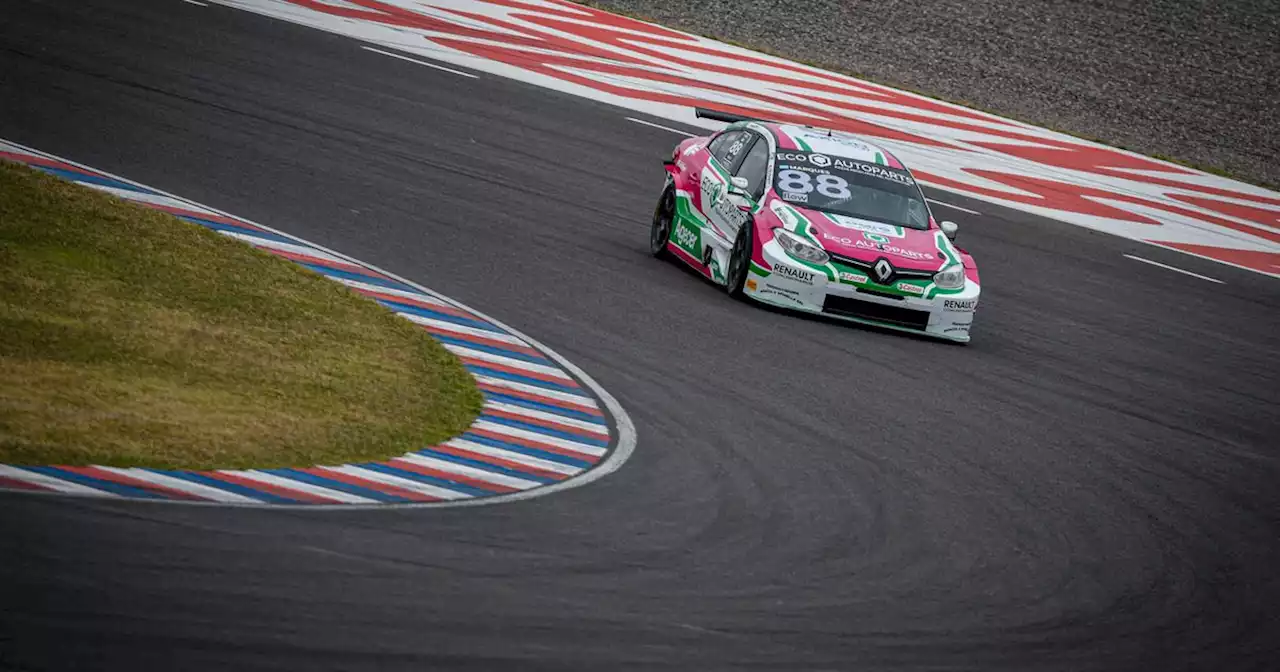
[{"x1": 725, "y1": 222, "x2": 753, "y2": 297}]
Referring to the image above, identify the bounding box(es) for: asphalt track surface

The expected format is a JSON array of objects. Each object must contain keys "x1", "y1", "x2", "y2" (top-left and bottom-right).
[{"x1": 1, "y1": 1, "x2": 1278, "y2": 670}]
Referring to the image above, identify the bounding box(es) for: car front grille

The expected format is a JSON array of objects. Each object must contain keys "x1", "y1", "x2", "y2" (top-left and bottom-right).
[{"x1": 823, "y1": 294, "x2": 931, "y2": 330}]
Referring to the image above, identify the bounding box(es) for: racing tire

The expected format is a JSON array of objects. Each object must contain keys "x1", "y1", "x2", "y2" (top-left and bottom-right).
[
  {"x1": 725, "y1": 221, "x2": 754, "y2": 298},
  {"x1": 650, "y1": 184, "x2": 676, "y2": 258}
]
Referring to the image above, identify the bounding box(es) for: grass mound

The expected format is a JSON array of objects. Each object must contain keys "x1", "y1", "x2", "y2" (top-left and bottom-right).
[{"x1": 0, "y1": 162, "x2": 482, "y2": 470}]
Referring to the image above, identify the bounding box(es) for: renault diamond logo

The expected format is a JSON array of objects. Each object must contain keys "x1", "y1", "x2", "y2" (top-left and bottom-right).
[{"x1": 873, "y1": 258, "x2": 893, "y2": 284}]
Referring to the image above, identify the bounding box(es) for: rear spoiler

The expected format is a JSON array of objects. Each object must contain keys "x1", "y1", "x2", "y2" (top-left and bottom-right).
[
  {"x1": 694, "y1": 107, "x2": 828, "y2": 135},
  {"x1": 694, "y1": 107, "x2": 777, "y2": 125}
]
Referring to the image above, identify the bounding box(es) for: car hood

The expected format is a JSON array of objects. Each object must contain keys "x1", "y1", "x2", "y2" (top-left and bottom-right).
[{"x1": 769, "y1": 200, "x2": 949, "y2": 272}]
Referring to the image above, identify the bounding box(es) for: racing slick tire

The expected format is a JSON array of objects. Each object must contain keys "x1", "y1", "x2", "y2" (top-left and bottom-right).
[
  {"x1": 650, "y1": 184, "x2": 676, "y2": 258},
  {"x1": 725, "y1": 221, "x2": 753, "y2": 298}
]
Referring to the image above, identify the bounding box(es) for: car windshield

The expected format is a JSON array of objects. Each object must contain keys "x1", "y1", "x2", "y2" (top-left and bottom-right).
[{"x1": 771, "y1": 151, "x2": 929, "y2": 229}]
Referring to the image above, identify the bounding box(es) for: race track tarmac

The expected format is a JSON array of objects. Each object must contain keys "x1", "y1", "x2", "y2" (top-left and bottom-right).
[{"x1": 1, "y1": 1, "x2": 1278, "y2": 669}]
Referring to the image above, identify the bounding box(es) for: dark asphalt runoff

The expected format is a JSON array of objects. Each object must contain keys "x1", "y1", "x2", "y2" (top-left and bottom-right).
[{"x1": 2, "y1": 1, "x2": 1278, "y2": 670}]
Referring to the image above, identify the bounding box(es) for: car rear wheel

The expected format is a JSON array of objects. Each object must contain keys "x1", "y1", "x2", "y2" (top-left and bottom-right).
[
  {"x1": 650, "y1": 184, "x2": 675, "y2": 258},
  {"x1": 725, "y1": 223, "x2": 753, "y2": 297}
]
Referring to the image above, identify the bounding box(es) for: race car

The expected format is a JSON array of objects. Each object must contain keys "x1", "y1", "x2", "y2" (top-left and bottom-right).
[{"x1": 650, "y1": 109, "x2": 979, "y2": 343}]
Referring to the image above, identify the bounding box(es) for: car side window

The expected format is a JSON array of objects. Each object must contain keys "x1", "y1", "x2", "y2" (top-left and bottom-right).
[
  {"x1": 709, "y1": 131, "x2": 749, "y2": 169},
  {"x1": 734, "y1": 135, "x2": 770, "y2": 199}
]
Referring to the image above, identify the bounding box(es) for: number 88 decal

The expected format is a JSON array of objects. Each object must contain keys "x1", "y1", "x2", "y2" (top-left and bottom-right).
[{"x1": 777, "y1": 170, "x2": 851, "y2": 198}]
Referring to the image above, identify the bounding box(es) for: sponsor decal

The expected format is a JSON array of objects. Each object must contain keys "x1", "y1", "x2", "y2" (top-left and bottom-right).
[
  {"x1": 772, "y1": 263, "x2": 816, "y2": 285},
  {"x1": 854, "y1": 238, "x2": 932, "y2": 260},
  {"x1": 759, "y1": 287, "x2": 804, "y2": 305},
  {"x1": 700, "y1": 171, "x2": 724, "y2": 205},
  {"x1": 824, "y1": 215, "x2": 903, "y2": 237},
  {"x1": 832, "y1": 158, "x2": 915, "y2": 185},
  {"x1": 761, "y1": 282, "x2": 799, "y2": 295},
  {"x1": 839, "y1": 271, "x2": 868, "y2": 284},
  {"x1": 746, "y1": 278, "x2": 758, "y2": 291},
  {"x1": 681, "y1": 142, "x2": 704, "y2": 157},
  {"x1": 944, "y1": 299, "x2": 977, "y2": 312},
  {"x1": 711, "y1": 189, "x2": 749, "y2": 228},
  {"x1": 675, "y1": 159, "x2": 687, "y2": 171},
  {"x1": 897, "y1": 282, "x2": 924, "y2": 295},
  {"x1": 781, "y1": 191, "x2": 807, "y2": 202},
  {"x1": 864, "y1": 232, "x2": 890, "y2": 245},
  {"x1": 808, "y1": 153, "x2": 832, "y2": 167},
  {"x1": 673, "y1": 219, "x2": 700, "y2": 255},
  {"x1": 822, "y1": 231, "x2": 856, "y2": 246}
]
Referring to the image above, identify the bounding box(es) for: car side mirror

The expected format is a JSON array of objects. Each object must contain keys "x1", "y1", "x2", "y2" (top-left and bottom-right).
[
  {"x1": 728, "y1": 176, "x2": 750, "y2": 194},
  {"x1": 940, "y1": 220, "x2": 959, "y2": 241}
]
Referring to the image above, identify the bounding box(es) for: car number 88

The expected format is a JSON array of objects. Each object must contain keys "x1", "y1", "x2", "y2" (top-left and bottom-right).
[{"x1": 777, "y1": 170, "x2": 851, "y2": 199}]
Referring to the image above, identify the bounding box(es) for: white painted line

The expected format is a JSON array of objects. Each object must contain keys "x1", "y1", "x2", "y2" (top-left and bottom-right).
[
  {"x1": 1123, "y1": 254, "x2": 1224, "y2": 284},
  {"x1": 626, "y1": 117, "x2": 695, "y2": 137},
  {"x1": 361, "y1": 46, "x2": 478, "y2": 79},
  {"x1": 182, "y1": 0, "x2": 209, "y2": 6},
  {"x1": 927, "y1": 198, "x2": 981, "y2": 216},
  {"x1": 1145, "y1": 241, "x2": 1280, "y2": 281}
]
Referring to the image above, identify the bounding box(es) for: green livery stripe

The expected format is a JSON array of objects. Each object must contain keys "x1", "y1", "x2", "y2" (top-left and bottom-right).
[
  {"x1": 935, "y1": 232, "x2": 960, "y2": 267},
  {"x1": 749, "y1": 261, "x2": 771, "y2": 277},
  {"x1": 874, "y1": 151, "x2": 885, "y2": 165},
  {"x1": 794, "y1": 136, "x2": 812, "y2": 152},
  {"x1": 925, "y1": 284, "x2": 964, "y2": 299}
]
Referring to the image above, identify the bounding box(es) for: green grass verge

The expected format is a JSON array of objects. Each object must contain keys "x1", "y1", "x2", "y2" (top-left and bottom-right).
[{"x1": 0, "y1": 162, "x2": 483, "y2": 470}]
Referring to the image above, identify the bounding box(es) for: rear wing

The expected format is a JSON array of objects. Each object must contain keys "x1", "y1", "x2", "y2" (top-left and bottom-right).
[
  {"x1": 693, "y1": 108, "x2": 831, "y2": 136},
  {"x1": 693, "y1": 107, "x2": 774, "y2": 125}
]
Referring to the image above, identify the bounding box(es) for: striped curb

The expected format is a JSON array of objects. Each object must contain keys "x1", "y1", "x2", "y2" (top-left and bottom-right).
[{"x1": 0, "y1": 139, "x2": 635, "y2": 508}]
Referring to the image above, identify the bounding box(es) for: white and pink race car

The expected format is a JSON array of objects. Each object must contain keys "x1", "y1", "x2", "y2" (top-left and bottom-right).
[{"x1": 651, "y1": 109, "x2": 980, "y2": 343}]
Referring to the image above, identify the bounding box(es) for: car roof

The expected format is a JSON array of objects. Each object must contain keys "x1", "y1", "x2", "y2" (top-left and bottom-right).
[{"x1": 759, "y1": 122, "x2": 906, "y2": 169}]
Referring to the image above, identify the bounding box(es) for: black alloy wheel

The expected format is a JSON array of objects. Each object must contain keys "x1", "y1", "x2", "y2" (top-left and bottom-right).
[
  {"x1": 650, "y1": 184, "x2": 675, "y2": 258},
  {"x1": 726, "y1": 221, "x2": 753, "y2": 297}
]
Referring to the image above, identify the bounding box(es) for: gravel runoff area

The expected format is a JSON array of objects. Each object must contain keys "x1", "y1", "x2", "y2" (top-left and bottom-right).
[{"x1": 583, "y1": 0, "x2": 1280, "y2": 189}]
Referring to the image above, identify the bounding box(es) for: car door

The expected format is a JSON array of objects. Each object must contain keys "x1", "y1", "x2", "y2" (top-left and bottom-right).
[
  {"x1": 706, "y1": 132, "x2": 769, "y2": 240},
  {"x1": 697, "y1": 130, "x2": 751, "y2": 237}
]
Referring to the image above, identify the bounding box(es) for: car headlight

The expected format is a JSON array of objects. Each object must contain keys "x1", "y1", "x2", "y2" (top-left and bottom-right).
[
  {"x1": 933, "y1": 264, "x2": 966, "y2": 289},
  {"x1": 772, "y1": 228, "x2": 829, "y2": 264}
]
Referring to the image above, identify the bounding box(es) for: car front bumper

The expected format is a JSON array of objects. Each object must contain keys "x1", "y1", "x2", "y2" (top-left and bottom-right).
[{"x1": 746, "y1": 245, "x2": 980, "y2": 343}]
